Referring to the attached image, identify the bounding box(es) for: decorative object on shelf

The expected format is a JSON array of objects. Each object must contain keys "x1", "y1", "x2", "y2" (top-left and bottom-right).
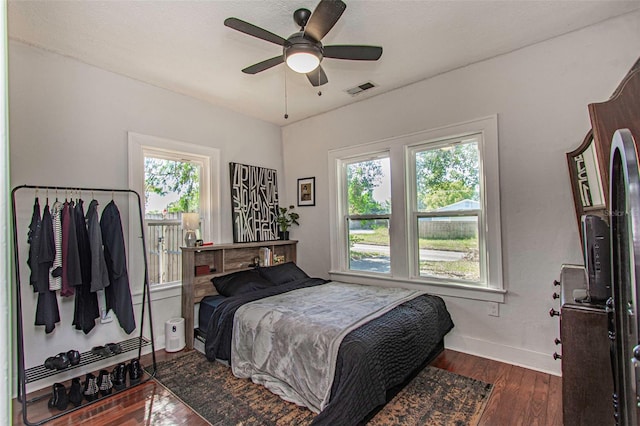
[
  {"x1": 297, "y1": 177, "x2": 315, "y2": 206},
  {"x1": 182, "y1": 212, "x2": 200, "y2": 247},
  {"x1": 276, "y1": 205, "x2": 300, "y2": 240},
  {"x1": 230, "y1": 162, "x2": 279, "y2": 242}
]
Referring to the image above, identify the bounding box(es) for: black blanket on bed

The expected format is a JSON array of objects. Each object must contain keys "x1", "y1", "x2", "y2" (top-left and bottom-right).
[{"x1": 204, "y1": 278, "x2": 454, "y2": 425}]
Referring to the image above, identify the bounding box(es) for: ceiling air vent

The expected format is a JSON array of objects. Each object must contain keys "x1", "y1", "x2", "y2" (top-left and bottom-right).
[{"x1": 346, "y1": 81, "x2": 377, "y2": 96}]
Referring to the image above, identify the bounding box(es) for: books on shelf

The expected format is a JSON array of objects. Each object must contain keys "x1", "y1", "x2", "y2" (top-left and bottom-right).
[{"x1": 259, "y1": 247, "x2": 272, "y2": 267}]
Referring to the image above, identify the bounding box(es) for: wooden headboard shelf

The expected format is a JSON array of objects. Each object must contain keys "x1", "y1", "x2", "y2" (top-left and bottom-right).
[{"x1": 180, "y1": 240, "x2": 298, "y2": 349}]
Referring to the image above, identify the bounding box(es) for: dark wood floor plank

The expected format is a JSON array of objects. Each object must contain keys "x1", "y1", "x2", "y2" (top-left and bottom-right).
[{"x1": 13, "y1": 348, "x2": 562, "y2": 426}]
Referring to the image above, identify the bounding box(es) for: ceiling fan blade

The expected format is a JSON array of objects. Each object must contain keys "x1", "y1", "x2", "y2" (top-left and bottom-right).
[
  {"x1": 224, "y1": 17, "x2": 287, "y2": 46},
  {"x1": 306, "y1": 65, "x2": 328, "y2": 87},
  {"x1": 242, "y1": 56, "x2": 284, "y2": 74},
  {"x1": 304, "y1": 0, "x2": 346, "y2": 42},
  {"x1": 324, "y1": 45, "x2": 383, "y2": 61}
]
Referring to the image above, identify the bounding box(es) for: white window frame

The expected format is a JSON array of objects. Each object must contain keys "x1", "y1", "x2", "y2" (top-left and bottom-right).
[
  {"x1": 328, "y1": 116, "x2": 504, "y2": 303},
  {"x1": 128, "y1": 132, "x2": 221, "y2": 292}
]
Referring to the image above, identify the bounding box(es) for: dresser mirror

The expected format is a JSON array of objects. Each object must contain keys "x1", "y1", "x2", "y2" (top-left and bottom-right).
[{"x1": 567, "y1": 129, "x2": 607, "y2": 229}]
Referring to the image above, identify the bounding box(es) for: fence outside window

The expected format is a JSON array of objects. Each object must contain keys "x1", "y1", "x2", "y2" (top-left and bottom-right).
[{"x1": 145, "y1": 212, "x2": 183, "y2": 285}]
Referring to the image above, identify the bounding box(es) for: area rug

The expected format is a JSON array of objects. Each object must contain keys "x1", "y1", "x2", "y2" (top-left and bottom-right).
[{"x1": 148, "y1": 351, "x2": 492, "y2": 426}]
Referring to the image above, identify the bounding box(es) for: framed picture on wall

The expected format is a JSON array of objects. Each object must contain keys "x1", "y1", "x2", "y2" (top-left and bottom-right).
[{"x1": 297, "y1": 177, "x2": 315, "y2": 207}]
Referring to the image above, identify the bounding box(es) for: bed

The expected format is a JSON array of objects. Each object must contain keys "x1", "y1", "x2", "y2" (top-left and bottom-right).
[{"x1": 200, "y1": 262, "x2": 454, "y2": 425}]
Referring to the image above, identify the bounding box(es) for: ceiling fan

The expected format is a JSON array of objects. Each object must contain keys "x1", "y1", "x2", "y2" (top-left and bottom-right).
[{"x1": 224, "y1": 0, "x2": 383, "y2": 87}]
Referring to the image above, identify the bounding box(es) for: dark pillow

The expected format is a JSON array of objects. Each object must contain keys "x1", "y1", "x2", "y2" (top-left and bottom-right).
[
  {"x1": 258, "y1": 262, "x2": 309, "y2": 285},
  {"x1": 211, "y1": 269, "x2": 274, "y2": 297}
]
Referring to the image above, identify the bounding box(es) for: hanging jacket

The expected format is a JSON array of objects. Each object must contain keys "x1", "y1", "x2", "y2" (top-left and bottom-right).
[
  {"x1": 61, "y1": 201, "x2": 82, "y2": 297},
  {"x1": 86, "y1": 200, "x2": 110, "y2": 292},
  {"x1": 35, "y1": 203, "x2": 60, "y2": 333},
  {"x1": 72, "y1": 199, "x2": 100, "y2": 334},
  {"x1": 101, "y1": 200, "x2": 136, "y2": 334},
  {"x1": 27, "y1": 197, "x2": 42, "y2": 290}
]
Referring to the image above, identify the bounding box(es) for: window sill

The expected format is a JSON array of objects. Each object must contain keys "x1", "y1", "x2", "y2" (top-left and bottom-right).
[
  {"x1": 329, "y1": 270, "x2": 505, "y2": 303},
  {"x1": 132, "y1": 281, "x2": 182, "y2": 305}
]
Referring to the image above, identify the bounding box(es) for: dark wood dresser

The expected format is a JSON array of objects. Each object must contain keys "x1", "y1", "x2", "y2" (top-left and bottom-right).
[{"x1": 552, "y1": 265, "x2": 614, "y2": 425}]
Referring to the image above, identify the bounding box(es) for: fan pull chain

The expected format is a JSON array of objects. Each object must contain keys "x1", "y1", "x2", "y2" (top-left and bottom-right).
[{"x1": 284, "y1": 68, "x2": 289, "y2": 120}]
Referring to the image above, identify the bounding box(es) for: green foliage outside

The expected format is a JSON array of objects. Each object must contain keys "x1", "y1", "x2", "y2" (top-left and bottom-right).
[
  {"x1": 415, "y1": 142, "x2": 479, "y2": 211},
  {"x1": 347, "y1": 159, "x2": 389, "y2": 215},
  {"x1": 145, "y1": 157, "x2": 200, "y2": 213}
]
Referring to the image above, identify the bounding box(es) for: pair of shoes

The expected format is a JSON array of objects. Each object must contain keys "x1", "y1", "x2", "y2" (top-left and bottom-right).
[
  {"x1": 48, "y1": 383, "x2": 69, "y2": 411},
  {"x1": 91, "y1": 343, "x2": 122, "y2": 357},
  {"x1": 44, "y1": 350, "x2": 81, "y2": 370},
  {"x1": 83, "y1": 373, "x2": 99, "y2": 402},
  {"x1": 128, "y1": 359, "x2": 144, "y2": 385},
  {"x1": 68, "y1": 378, "x2": 83, "y2": 407},
  {"x1": 97, "y1": 370, "x2": 113, "y2": 396},
  {"x1": 112, "y1": 363, "x2": 127, "y2": 391}
]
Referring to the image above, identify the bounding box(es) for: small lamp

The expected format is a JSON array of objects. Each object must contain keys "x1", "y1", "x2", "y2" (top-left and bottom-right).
[{"x1": 182, "y1": 213, "x2": 200, "y2": 248}]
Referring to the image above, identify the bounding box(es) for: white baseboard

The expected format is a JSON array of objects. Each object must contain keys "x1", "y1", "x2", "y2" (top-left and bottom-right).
[{"x1": 445, "y1": 333, "x2": 562, "y2": 376}]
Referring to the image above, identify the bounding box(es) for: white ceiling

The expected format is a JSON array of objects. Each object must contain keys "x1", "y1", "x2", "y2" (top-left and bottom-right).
[{"x1": 8, "y1": 1, "x2": 640, "y2": 126}]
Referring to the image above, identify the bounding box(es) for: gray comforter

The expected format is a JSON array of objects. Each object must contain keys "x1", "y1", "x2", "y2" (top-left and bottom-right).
[
  {"x1": 231, "y1": 282, "x2": 427, "y2": 413},
  {"x1": 204, "y1": 278, "x2": 454, "y2": 425}
]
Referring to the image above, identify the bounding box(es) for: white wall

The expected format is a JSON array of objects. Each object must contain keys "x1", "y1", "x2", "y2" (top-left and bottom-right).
[
  {"x1": 1, "y1": 5, "x2": 12, "y2": 424},
  {"x1": 281, "y1": 11, "x2": 640, "y2": 375},
  {"x1": 8, "y1": 41, "x2": 284, "y2": 391}
]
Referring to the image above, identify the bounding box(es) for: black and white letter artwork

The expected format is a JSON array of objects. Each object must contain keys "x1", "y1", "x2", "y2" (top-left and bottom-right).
[{"x1": 230, "y1": 162, "x2": 279, "y2": 242}]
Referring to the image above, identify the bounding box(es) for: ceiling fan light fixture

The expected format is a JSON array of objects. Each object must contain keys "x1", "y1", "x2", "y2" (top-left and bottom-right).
[{"x1": 286, "y1": 50, "x2": 321, "y2": 73}]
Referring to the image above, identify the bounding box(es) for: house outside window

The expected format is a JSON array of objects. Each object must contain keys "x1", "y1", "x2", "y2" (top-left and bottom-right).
[{"x1": 329, "y1": 116, "x2": 503, "y2": 302}]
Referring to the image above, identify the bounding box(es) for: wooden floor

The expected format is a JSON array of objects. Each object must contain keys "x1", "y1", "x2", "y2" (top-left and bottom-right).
[{"x1": 13, "y1": 349, "x2": 562, "y2": 425}]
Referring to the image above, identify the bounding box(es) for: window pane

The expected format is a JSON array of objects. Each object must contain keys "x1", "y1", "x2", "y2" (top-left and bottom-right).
[
  {"x1": 415, "y1": 140, "x2": 479, "y2": 212},
  {"x1": 347, "y1": 157, "x2": 391, "y2": 215},
  {"x1": 144, "y1": 156, "x2": 201, "y2": 285},
  {"x1": 417, "y1": 216, "x2": 480, "y2": 282},
  {"x1": 348, "y1": 219, "x2": 390, "y2": 273}
]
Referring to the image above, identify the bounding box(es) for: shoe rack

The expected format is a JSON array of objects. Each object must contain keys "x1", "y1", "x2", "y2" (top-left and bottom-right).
[{"x1": 11, "y1": 185, "x2": 157, "y2": 426}]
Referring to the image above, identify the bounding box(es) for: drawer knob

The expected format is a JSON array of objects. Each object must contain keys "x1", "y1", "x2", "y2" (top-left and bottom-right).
[
  {"x1": 552, "y1": 292, "x2": 560, "y2": 300},
  {"x1": 553, "y1": 352, "x2": 562, "y2": 360},
  {"x1": 549, "y1": 308, "x2": 560, "y2": 317},
  {"x1": 554, "y1": 338, "x2": 561, "y2": 345},
  {"x1": 553, "y1": 279, "x2": 561, "y2": 287}
]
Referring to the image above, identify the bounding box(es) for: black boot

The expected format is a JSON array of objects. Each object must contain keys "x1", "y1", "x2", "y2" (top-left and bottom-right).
[
  {"x1": 68, "y1": 378, "x2": 83, "y2": 407},
  {"x1": 48, "y1": 383, "x2": 69, "y2": 411},
  {"x1": 83, "y1": 373, "x2": 99, "y2": 402},
  {"x1": 112, "y1": 363, "x2": 127, "y2": 391},
  {"x1": 128, "y1": 359, "x2": 143, "y2": 385},
  {"x1": 66, "y1": 349, "x2": 81, "y2": 366},
  {"x1": 97, "y1": 369, "x2": 113, "y2": 396}
]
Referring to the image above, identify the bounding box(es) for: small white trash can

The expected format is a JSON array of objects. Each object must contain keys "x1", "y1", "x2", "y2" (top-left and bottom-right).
[{"x1": 165, "y1": 317, "x2": 186, "y2": 352}]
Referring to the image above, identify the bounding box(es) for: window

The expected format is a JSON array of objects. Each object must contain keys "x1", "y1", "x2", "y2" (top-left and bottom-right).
[
  {"x1": 128, "y1": 133, "x2": 220, "y2": 288},
  {"x1": 409, "y1": 137, "x2": 483, "y2": 284},
  {"x1": 144, "y1": 150, "x2": 203, "y2": 285},
  {"x1": 344, "y1": 155, "x2": 391, "y2": 274},
  {"x1": 329, "y1": 116, "x2": 503, "y2": 302}
]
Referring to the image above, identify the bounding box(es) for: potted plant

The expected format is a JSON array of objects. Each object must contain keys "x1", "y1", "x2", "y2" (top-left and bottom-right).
[{"x1": 276, "y1": 205, "x2": 300, "y2": 240}]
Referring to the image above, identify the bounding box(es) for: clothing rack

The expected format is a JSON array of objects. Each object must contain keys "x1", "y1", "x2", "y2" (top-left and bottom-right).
[{"x1": 11, "y1": 185, "x2": 157, "y2": 426}]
